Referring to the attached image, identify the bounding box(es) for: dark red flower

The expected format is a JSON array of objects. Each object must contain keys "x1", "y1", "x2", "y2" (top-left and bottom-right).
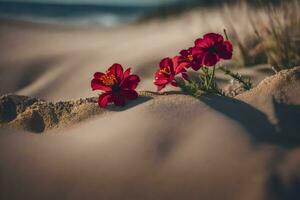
[
  {"x1": 178, "y1": 47, "x2": 202, "y2": 71},
  {"x1": 154, "y1": 56, "x2": 186, "y2": 91},
  {"x1": 193, "y1": 33, "x2": 233, "y2": 66},
  {"x1": 91, "y1": 63, "x2": 140, "y2": 108}
]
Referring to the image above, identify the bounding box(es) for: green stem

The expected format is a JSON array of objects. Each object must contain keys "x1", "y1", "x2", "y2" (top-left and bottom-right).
[
  {"x1": 209, "y1": 65, "x2": 216, "y2": 88},
  {"x1": 201, "y1": 67, "x2": 208, "y2": 90},
  {"x1": 223, "y1": 29, "x2": 229, "y2": 40},
  {"x1": 219, "y1": 66, "x2": 252, "y2": 90},
  {"x1": 205, "y1": 69, "x2": 208, "y2": 90}
]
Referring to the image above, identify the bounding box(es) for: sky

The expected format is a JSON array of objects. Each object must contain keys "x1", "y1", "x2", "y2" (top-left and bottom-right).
[{"x1": 2, "y1": 0, "x2": 181, "y2": 6}]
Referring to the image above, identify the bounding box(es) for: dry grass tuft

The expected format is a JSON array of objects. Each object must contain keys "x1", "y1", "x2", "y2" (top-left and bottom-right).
[{"x1": 226, "y1": 0, "x2": 300, "y2": 70}]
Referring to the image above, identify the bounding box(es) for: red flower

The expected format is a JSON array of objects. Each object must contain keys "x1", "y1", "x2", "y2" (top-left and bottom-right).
[
  {"x1": 91, "y1": 63, "x2": 140, "y2": 108},
  {"x1": 193, "y1": 33, "x2": 233, "y2": 66},
  {"x1": 154, "y1": 56, "x2": 186, "y2": 91},
  {"x1": 178, "y1": 47, "x2": 202, "y2": 71}
]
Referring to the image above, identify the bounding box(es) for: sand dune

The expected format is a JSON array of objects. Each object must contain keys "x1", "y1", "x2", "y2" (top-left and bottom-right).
[{"x1": 1, "y1": 67, "x2": 300, "y2": 199}]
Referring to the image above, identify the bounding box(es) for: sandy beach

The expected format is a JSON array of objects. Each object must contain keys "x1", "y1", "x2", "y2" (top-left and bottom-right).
[{"x1": 0, "y1": 2, "x2": 300, "y2": 199}]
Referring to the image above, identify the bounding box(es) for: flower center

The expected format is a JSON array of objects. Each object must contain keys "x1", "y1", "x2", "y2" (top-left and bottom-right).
[
  {"x1": 111, "y1": 84, "x2": 121, "y2": 92},
  {"x1": 187, "y1": 54, "x2": 193, "y2": 62},
  {"x1": 159, "y1": 67, "x2": 170, "y2": 75},
  {"x1": 208, "y1": 46, "x2": 217, "y2": 53},
  {"x1": 100, "y1": 74, "x2": 117, "y2": 86}
]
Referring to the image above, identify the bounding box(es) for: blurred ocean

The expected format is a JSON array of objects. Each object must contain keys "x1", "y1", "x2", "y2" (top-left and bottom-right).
[{"x1": 0, "y1": 1, "x2": 161, "y2": 27}]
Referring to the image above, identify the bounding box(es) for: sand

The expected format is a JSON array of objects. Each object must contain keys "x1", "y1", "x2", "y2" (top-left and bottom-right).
[
  {"x1": 1, "y1": 67, "x2": 300, "y2": 199},
  {"x1": 0, "y1": 8, "x2": 299, "y2": 200}
]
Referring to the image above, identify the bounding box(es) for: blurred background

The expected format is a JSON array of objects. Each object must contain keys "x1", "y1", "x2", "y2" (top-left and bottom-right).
[
  {"x1": 0, "y1": 0, "x2": 299, "y2": 100},
  {"x1": 0, "y1": 0, "x2": 291, "y2": 26}
]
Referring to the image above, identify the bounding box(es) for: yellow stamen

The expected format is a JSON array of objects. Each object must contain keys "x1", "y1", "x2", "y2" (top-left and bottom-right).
[
  {"x1": 100, "y1": 74, "x2": 117, "y2": 86},
  {"x1": 187, "y1": 54, "x2": 193, "y2": 62},
  {"x1": 159, "y1": 67, "x2": 170, "y2": 75}
]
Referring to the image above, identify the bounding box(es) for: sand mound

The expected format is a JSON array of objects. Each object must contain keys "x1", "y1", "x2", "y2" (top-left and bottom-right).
[
  {"x1": 1, "y1": 68, "x2": 300, "y2": 199},
  {"x1": 237, "y1": 66, "x2": 300, "y2": 139},
  {"x1": 1, "y1": 90, "x2": 300, "y2": 200},
  {"x1": 0, "y1": 67, "x2": 300, "y2": 139},
  {"x1": 0, "y1": 93, "x2": 270, "y2": 200},
  {"x1": 1, "y1": 67, "x2": 300, "y2": 140},
  {"x1": 0, "y1": 92, "x2": 156, "y2": 133},
  {"x1": 0, "y1": 94, "x2": 103, "y2": 133}
]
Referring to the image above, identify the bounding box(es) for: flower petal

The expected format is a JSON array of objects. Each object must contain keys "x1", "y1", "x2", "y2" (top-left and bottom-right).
[
  {"x1": 202, "y1": 52, "x2": 219, "y2": 66},
  {"x1": 154, "y1": 75, "x2": 170, "y2": 91},
  {"x1": 182, "y1": 72, "x2": 190, "y2": 81},
  {"x1": 123, "y1": 68, "x2": 131, "y2": 79},
  {"x1": 108, "y1": 63, "x2": 124, "y2": 81},
  {"x1": 121, "y1": 75, "x2": 140, "y2": 90},
  {"x1": 154, "y1": 77, "x2": 169, "y2": 85},
  {"x1": 159, "y1": 57, "x2": 173, "y2": 69},
  {"x1": 172, "y1": 56, "x2": 184, "y2": 74},
  {"x1": 224, "y1": 41, "x2": 233, "y2": 51},
  {"x1": 122, "y1": 90, "x2": 138, "y2": 100},
  {"x1": 217, "y1": 41, "x2": 233, "y2": 59},
  {"x1": 194, "y1": 38, "x2": 212, "y2": 49},
  {"x1": 203, "y1": 33, "x2": 224, "y2": 43},
  {"x1": 179, "y1": 49, "x2": 189, "y2": 57},
  {"x1": 194, "y1": 38, "x2": 204, "y2": 47},
  {"x1": 191, "y1": 46, "x2": 205, "y2": 56},
  {"x1": 91, "y1": 78, "x2": 111, "y2": 91},
  {"x1": 191, "y1": 64, "x2": 202, "y2": 71},
  {"x1": 176, "y1": 62, "x2": 189, "y2": 73},
  {"x1": 171, "y1": 80, "x2": 177, "y2": 87},
  {"x1": 94, "y1": 72, "x2": 105, "y2": 79},
  {"x1": 98, "y1": 92, "x2": 112, "y2": 108},
  {"x1": 190, "y1": 57, "x2": 202, "y2": 71},
  {"x1": 112, "y1": 93, "x2": 126, "y2": 107},
  {"x1": 157, "y1": 85, "x2": 165, "y2": 92}
]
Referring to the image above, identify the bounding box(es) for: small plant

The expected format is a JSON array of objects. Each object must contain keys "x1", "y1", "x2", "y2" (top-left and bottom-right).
[
  {"x1": 219, "y1": 66, "x2": 252, "y2": 90},
  {"x1": 92, "y1": 32, "x2": 253, "y2": 108},
  {"x1": 153, "y1": 32, "x2": 252, "y2": 97},
  {"x1": 176, "y1": 78, "x2": 204, "y2": 97}
]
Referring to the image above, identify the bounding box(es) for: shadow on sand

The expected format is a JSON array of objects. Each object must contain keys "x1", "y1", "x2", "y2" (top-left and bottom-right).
[
  {"x1": 106, "y1": 91, "x2": 184, "y2": 112},
  {"x1": 199, "y1": 94, "x2": 300, "y2": 148},
  {"x1": 267, "y1": 172, "x2": 300, "y2": 200},
  {"x1": 200, "y1": 94, "x2": 300, "y2": 199},
  {"x1": 106, "y1": 95, "x2": 154, "y2": 112},
  {"x1": 106, "y1": 91, "x2": 300, "y2": 148}
]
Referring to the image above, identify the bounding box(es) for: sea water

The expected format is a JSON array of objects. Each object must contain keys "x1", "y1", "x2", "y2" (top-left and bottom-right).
[{"x1": 0, "y1": 1, "x2": 159, "y2": 27}]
